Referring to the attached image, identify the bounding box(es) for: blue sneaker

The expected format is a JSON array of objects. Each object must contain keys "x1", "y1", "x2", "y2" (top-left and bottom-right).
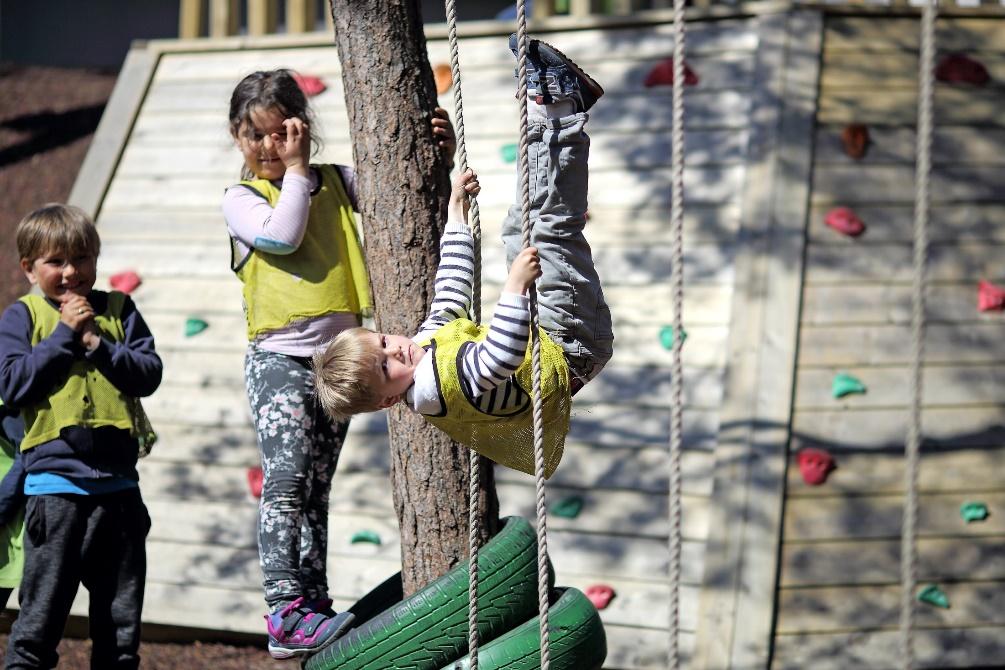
[
  {"x1": 265, "y1": 596, "x2": 354, "y2": 659},
  {"x1": 508, "y1": 33, "x2": 604, "y2": 112}
]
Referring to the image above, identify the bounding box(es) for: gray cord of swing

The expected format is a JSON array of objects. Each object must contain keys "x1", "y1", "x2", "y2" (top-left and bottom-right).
[
  {"x1": 667, "y1": 0, "x2": 686, "y2": 666},
  {"x1": 514, "y1": 3, "x2": 552, "y2": 668},
  {"x1": 902, "y1": 1, "x2": 934, "y2": 668},
  {"x1": 443, "y1": 1, "x2": 483, "y2": 666}
]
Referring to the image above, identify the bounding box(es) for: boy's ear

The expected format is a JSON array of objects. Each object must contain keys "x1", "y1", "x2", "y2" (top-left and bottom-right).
[
  {"x1": 377, "y1": 395, "x2": 400, "y2": 410},
  {"x1": 20, "y1": 259, "x2": 37, "y2": 285}
]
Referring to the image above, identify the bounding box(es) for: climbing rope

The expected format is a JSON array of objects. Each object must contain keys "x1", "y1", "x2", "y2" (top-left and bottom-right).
[
  {"x1": 667, "y1": 0, "x2": 687, "y2": 665},
  {"x1": 514, "y1": 1, "x2": 553, "y2": 667},
  {"x1": 442, "y1": 1, "x2": 484, "y2": 665},
  {"x1": 901, "y1": 1, "x2": 935, "y2": 667}
]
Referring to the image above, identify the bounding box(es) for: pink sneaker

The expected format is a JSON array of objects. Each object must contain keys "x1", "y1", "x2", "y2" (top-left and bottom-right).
[{"x1": 265, "y1": 596, "x2": 354, "y2": 659}]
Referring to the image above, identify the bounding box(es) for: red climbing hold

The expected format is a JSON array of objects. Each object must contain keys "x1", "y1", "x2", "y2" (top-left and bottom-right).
[
  {"x1": 109, "y1": 270, "x2": 142, "y2": 294},
  {"x1": 584, "y1": 584, "x2": 616, "y2": 610},
  {"x1": 841, "y1": 123, "x2": 870, "y2": 160},
  {"x1": 978, "y1": 280, "x2": 1005, "y2": 312},
  {"x1": 247, "y1": 466, "x2": 264, "y2": 498},
  {"x1": 935, "y1": 53, "x2": 990, "y2": 87},
  {"x1": 825, "y1": 207, "x2": 866, "y2": 237},
  {"x1": 644, "y1": 58, "x2": 698, "y2": 88},
  {"x1": 433, "y1": 63, "x2": 453, "y2": 95},
  {"x1": 292, "y1": 73, "x2": 327, "y2": 97},
  {"x1": 797, "y1": 447, "x2": 835, "y2": 486}
]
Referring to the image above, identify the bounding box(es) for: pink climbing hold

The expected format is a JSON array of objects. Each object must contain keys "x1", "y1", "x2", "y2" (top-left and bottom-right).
[
  {"x1": 935, "y1": 53, "x2": 990, "y2": 87},
  {"x1": 797, "y1": 447, "x2": 836, "y2": 486},
  {"x1": 644, "y1": 58, "x2": 698, "y2": 88},
  {"x1": 824, "y1": 207, "x2": 866, "y2": 237},
  {"x1": 292, "y1": 72, "x2": 327, "y2": 97},
  {"x1": 109, "y1": 270, "x2": 142, "y2": 294},
  {"x1": 247, "y1": 466, "x2": 264, "y2": 498},
  {"x1": 584, "y1": 584, "x2": 616, "y2": 610},
  {"x1": 978, "y1": 280, "x2": 1005, "y2": 312}
]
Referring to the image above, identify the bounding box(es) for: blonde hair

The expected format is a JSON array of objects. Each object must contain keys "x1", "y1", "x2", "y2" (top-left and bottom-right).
[
  {"x1": 312, "y1": 327, "x2": 384, "y2": 422},
  {"x1": 17, "y1": 203, "x2": 100, "y2": 264}
]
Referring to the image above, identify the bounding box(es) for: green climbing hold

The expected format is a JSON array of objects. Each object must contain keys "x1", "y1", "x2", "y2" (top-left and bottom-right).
[
  {"x1": 500, "y1": 143, "x2": 518, "y2": 164},
  {"x1": 184, "y1": 317, "x2": 208, "y2": 337},
  {"x1": 960, "y1": 501, "x2": 990, "y2": 523},
  {"x1": 659, "y1": 325, "x2": 687, "y2": 350},
  {"x1": 832, "y1": 372, "x2": 866, "y2": 399},
  {"x1": 917, "y1": 584, "x2": 950, "y2": 609},
  {"x1": 351, "y1": 529, "x2": 381, "y2": 545},
  {"x1": 551, "y1": 495, "x2": 584, "y2": 519}
]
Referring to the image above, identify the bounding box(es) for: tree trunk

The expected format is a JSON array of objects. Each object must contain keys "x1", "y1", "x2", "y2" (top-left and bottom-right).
[{"x1": 329, "y1": 0, "x2": 499, "y2": 596}]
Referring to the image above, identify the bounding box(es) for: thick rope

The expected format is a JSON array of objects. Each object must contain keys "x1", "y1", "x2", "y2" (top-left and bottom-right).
[
  {"x1": 442, "y1": 1, "x2": 483, "y2": 665},
  {"x1": 901, "y1": 1, "x2": 935, "y2": 667},
  {"x1": 514, "y1": 3, "x2": 551, "y2": 668},
  {"x1": 667, "y1": 0, "x2": 687, "y2": 665}
]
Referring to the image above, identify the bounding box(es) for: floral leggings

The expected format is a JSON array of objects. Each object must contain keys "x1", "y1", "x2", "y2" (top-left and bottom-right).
[{"x1": 245, "y1": 344, "x2": 349, "y2": 611}]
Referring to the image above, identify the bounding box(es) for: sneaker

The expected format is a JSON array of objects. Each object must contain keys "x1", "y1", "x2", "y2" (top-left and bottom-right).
[
  {"x1": 508, "y1": 33, "x2": 604, "y2": 113},
  {"x1": 265, "y1": 596, "x2": 355, "y2": 659}
]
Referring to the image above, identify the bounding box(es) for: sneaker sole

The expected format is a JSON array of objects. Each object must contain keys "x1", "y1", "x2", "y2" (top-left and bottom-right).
[
  {"x1": 268, "y1": 611, "x2": 356, "y2": 659},
  {"x1": 530, "y1": 39, "x2": 604, "y2": 104}
]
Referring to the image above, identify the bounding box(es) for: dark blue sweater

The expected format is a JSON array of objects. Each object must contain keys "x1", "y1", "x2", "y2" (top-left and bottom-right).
[{"x1": 0, "y1": 291, "x2": 162, "y2": 482}]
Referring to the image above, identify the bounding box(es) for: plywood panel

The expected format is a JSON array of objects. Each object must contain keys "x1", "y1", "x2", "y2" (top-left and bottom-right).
[
  {"x1": 806, "y1": 203, "x2": 1005, "y2": 244},
  {"x1": 818, "y1": 87, "x2": 1005, "y2": 126},
  {"x1": 801, "y1": 284, "x2": 1000, "y2": 326},
  {"x1": 814, "y1": 124, "x2": 1005, "y2": 167},
  {"x1": 811, "y1": 165, "x2": 1005, "y2": 205},
  {"x1": 821, "y1": 51, "x2": 1005, "y2": 89},
  {"x1": 794, "y1": 365, "x2": 1005, "y2": 408},
  {"x1": 824, "y1": 16, "x2": 1005, "y2": 52},
  {"x1": 797, "y1": 323, "x2": 1005, "y2": 365}
]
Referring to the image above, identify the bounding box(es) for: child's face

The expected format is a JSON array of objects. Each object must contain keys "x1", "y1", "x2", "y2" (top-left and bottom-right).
[
  {"x1": 368, "y1": 331, "x2": 425, "y2": 407},
  {"x1": 21, "y1": 248, "x2": 97, "y2": 304},
  {"x1": 236, "y1": 106, "x2": 289, "y2": 181}
]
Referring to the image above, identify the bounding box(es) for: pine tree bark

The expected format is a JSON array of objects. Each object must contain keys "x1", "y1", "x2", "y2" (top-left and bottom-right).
[{"x1": 328, "y1": 0, "x2": 499, "y2": 595}]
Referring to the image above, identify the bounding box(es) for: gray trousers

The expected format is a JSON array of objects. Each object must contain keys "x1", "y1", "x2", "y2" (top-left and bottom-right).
[
  {"x1": 5, "y1": 490, "x2": 149, "y2": 670},
  {"x1": 502, "y1": 112, "x2": 614, "y2": 383}
]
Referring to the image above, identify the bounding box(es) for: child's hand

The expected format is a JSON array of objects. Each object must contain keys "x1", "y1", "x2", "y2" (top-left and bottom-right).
[
  {"x1": 80, "y1": 321, "x2": 102, "y2": 352},
  {"x1": 59, "y1": 295, "x2": 94, "y2": 333},
  {"x1": 449, "y1": 169, "x2": 480, "y2": 223},
  {"x1": 504, "y1": 247, "x2": 542, "y2": 295},
  {"x1": 432, "y1": 107, "x2": 457, "y2": 167},
  {"x1": 274, "y1": 117, "x2": 310, "y2": 176}
]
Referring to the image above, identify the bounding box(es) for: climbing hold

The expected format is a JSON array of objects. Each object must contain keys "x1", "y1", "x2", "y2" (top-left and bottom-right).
[
  {"x1": 109, "y1": 270, "x2": 142, "y2": 294},
  {"x1": 292, "y1": 72, "x2": 327, "y2": 97},
  {"x1": 351, "y1": 529, "x2": 382, "y2": 546},
  {"x1": 841, "y1": 123, "x2": 870, "y2": 160},
  {"x1": 832, "y1": 372, "x2": 867, "y2": 399},
  {"x1": 796, "y1": 447, "x2": 835, "y2": 486},
  {"x1": 184, "y1": 317, "x2": 209, "y2": 337},
  {"x1": 247, "y1": 466, "x2": 263, "y2": 499},
  {"x1": 935, "y1": 53, "x2": 990, "y2": 87},
  {"x1": 917, "y1": 584, "x2": 950, "y2": 609},
  {"x1": 978, "y1": 280, "x2": 1005, "y2": 312},
  {"x1": 643, "y1": 57, "x2": 699, "y2": 88},
  {"x1": 433, "y1": 63, "x2": 453, "y2": 95},
  {"x1": 500, "y1": 142, "x2": 518, "y2": 164},
  {"x1": 960, "y1": 501, "x2": 990, "y2": 523},
  {"x1": 824, "y1": 207, "x2": 866, "y2": 237},
  {"x1": 551, "y1": 495, "x2": 584, "y2": 519},
  {"x1": 584, "y1": 584, "x2": 616, "y2": 610},
  {"x1": 659, "y1": 325, "x2": 687, "y2": 350}
]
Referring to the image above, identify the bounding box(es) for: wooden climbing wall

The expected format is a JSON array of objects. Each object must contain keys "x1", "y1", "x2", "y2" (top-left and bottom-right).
[{"x1": 771, "y1": 15, "x2": 1005, "y2": 669}]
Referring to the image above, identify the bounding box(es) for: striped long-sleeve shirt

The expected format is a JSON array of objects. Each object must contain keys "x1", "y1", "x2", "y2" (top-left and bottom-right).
[{"x1": 409, "y1": 222, "x2": 530, "y2": 416}]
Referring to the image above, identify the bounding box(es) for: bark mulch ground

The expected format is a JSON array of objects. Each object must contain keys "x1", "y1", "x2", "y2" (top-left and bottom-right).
[{"x1": 0, "y1": 62, "x2": 285, "y2": 670}]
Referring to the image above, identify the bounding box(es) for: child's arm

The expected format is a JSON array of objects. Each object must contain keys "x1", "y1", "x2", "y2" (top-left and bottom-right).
[
  {"x1": 81, "y1": 296, "x2": 162, "y2": 398},
  {"x1": 414, "y1": 170, "x2": 481, "y2": 340},
  {"x1": 0, "y1": 303, "x2": 78, "y2": 409}
]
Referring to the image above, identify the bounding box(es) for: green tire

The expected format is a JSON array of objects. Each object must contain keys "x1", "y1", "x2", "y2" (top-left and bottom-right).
[
  {"x1": 438, "y1": 587, "x2": 607, "y2": 670},
  {"x1": 306, "y1": 516, "x2": 546, "y2": 670}
]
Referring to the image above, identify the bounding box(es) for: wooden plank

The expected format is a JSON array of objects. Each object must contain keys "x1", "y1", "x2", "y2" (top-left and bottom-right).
[
  {"x1": 179, "y1": 0, "x2": 204, "y2": 39},
  {"x1": 814, "y1": 125, "x2": 1005, "y2": 167},
  {"x1": 783, "y1": 491, "x2": 1005, "y2": 541},
  {"x1": 801, "y1": 284, "x2": 1000, "y2": 326},
  {"x1": 821, "y1": 51, "x2": 1005, "y2": 89},
  {"x1": 776, "y1": 581, "x2": 1005, "y2": 634},
  {"x1": 811, "y1": 165, "x2": 1005, "y2": 205},
  {"x1": 559, "y1": 577, "x2": 699, "y2": 632},
  {"x1": 604, "y1": 627, "x2": 694, "y2": 670},
  {"x1": 805, "y1": 242, "x2": 1004, "y2": 284},
  {"x1": 797, "y1": 323, "x2": 1005, "y2": 366},
  {"x1": 68, "y1": 46, "x2": 158, "y2": 218},
  {"x1": 772, "y1": 627, "x2": 1005, "y2": 670},
  {"x1": 824, "y1": 16, "x2": 1005, "y2": 52},
  {"x1": 818, "y1": 87, "x2": 1005, "y2": 126},
  {"x1": 794, "y1": 365, "x2": 1005, "y2": 409},
  {"x1": 778, "y1": 536, "x2": 1005, "y2": 587}
]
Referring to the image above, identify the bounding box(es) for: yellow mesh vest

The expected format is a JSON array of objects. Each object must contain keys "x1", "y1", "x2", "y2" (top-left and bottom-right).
[
  {"x1": 418, "y1": 319, "x2": 571, "y2": 478},
  {"x1": 18, "y1": 293, "x2": 157, "y2": 454},
  {"x1": 234, "y1": 164, "x2": 371, "y2": 339}
]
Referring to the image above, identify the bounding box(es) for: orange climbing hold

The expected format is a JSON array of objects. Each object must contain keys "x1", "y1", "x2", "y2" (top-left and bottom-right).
[
  {"x1": 292, "y1": 73, "x2": 327, "y2": 97},
  {"x1": 797, "y1": 447, "x2": 835, "y2": 486},
  {"x1": 841, "y1": 123, "x2": 870, "y2": 160},
  {"x1": 978, "y1": 280, "x2": 1005, "y2": 312},
  {"x1": 433, "y1": 63, "x2": 453, "y2": 95},
  {"x1": 824, "y1": 207, "x2": 866, "y2": 237},
  {"x1": 643, "y1": 57, "x2": 698, "y2": 88},
  {"x1": 935, "y1": 53, "x2": 990, "y2": 87}
]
